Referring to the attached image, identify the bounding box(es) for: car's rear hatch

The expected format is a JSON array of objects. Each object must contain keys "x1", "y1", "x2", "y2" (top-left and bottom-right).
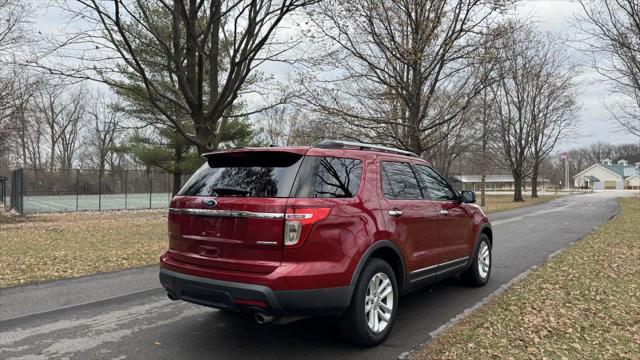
[{"x1": 168, "y1": 149, "x2": 308, "y2": 274}]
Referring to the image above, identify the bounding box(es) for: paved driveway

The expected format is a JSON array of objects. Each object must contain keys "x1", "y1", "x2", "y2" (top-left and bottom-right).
[{"x1": 0, "y1": 192, "x2": 631, "y2": 360}]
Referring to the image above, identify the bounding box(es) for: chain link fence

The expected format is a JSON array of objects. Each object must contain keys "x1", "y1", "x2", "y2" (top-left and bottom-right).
[{"x1": 9, "y1": 168, "x2": 191, "y2": 215}]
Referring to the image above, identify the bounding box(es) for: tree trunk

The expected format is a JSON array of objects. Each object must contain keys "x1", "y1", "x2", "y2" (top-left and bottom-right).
[
  {"x1": 513, "y1": 172, "x2": 524, "y2": 202},
  {"x1": 172, "y1": 142, "x2": 184, "y2": 195},
  {"x1": 408, "y1": 117, "x2": 422, "y2": 156},
  {"x1": 172, "y1": 171, "x2": 182, "y2": 196},
  {"x1": 531, "y1": 162, "x2": 539, "y2": 198},
  {"x1": 195, "y1": 117, "x2": 218, "y2": 154},
  {"x1": 19, "y1": 108, "x2": 27, "y2": 166},
  {"x1": 49, "y1": 123, "x2": 56, "y2": 170}
]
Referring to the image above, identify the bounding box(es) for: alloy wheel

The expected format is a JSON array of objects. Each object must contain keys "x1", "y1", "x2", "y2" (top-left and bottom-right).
[
  {"x1": 365, "y1": 272, "x2": 394, "y2": 333},
  {"x1": 478, "y1": 241, "x2": 490, "y2": 279}
]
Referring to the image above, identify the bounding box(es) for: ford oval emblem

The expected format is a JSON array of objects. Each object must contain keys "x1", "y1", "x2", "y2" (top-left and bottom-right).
[{"x1": 201, "y1": 199, "x2": 217, "y2": 208}]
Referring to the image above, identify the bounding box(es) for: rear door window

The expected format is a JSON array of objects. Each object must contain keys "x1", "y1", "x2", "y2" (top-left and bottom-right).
[
  {"x1": 291, "y1": 157, "x2": 363, "y2": 198},
  {"x1": 380, "y1": 161, "x2": 423, "y2": 199},
  {"x1": 178, "y1": 151, "x2": 303, "y2": 197}
]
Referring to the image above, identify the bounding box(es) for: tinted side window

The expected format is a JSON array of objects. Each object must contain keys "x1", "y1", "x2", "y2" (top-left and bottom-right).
[
  {"x1": 415, "y1": 165, "x2": 458, "y2": 201},
  {"x1": 381, "y1": 162, "x2": 422, "y2": 199},
  {"x1": 291, "y1": 157, "x2": 362, "y2": 198}
]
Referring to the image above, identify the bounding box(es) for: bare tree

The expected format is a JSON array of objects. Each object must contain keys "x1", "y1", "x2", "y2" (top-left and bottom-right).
[
  {"x1": 85, "y1": 92, "x2": 125, "y2": 170},
  {"x1": 427, "y1": 107, "x2": 479, "y2": 177},
  {"x1": 297, "y1": 0, "x2": 510, "y2": 156},
  {"x1": 575, "y1": 0, "x2": 640, "y2": 138},
  {"x1": 56, "y1": 94, "x2": 86, "y2": 168},
  {"x1": 0, "y1": 0, "x2": 33, "y2": 128},
  {"x1": 492, "y1": 28, "x2": 534, "y2": 202},
  {"x1": 0, "y1": 73, "x2": 17, "y2": 161},
  {"x1": 1, "y1": 70, "x2": 46, "y2": 168},
  {"x1": 477, "y1": 85, "x2": 499, "y2": 206},
  {"x1": 0, "y1": 0, "x2": 38, "y2": 172},
  {"x1": 42, "y1": 0, "x2": 317, "y2": 153},
  {"x1": 582, "y1": 142, "x2": 616, "y2": 165},
  {"x1": 612, "y1": 142, "x2": 640, "y2": 163},
  {"x1": 0, "y1": 0, "x2": 31, "y2": 60},
  {"x1": 34, "y1": 82, "x2": 87, "y2": 169},
  {"x1": 527, "y1": 35, "x2": 578, "y2": 197},
  {"x1": 492, "y1": 25, "x2": 577, "y2": 201},
  {"x1": 529, "y1": 79, "x2": 578, "y2": 197},
  {"x1": 259, "y1": 106, "x2": 301, "y2": 146}
]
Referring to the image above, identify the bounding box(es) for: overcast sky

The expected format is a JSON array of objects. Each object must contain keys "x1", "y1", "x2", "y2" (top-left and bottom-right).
[
  {"x1": 516, "y1": 0, "x2": 638, "y2": 151},
  {"x1": 35, "y1": 0, "x2": 640, "y2": 151}
]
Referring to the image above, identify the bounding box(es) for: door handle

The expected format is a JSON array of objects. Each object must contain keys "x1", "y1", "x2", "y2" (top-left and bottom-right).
[
  {"x1": 439, "y1": 210, "x2": 449, "y2": 216},
  {"x1": 388, "y1": 208, "x2": 403, "y2": 217}
]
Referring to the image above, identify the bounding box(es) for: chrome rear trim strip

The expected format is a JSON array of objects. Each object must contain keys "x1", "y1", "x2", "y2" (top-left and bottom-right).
[
  {"x1": 169, "y1": 208, "x2": 285, "y2": 219},
  {"x1": 409, "y1": 256, "x2": 470, "y2": 283},
  {"x1": 409, "y1": 263, "x2": 438, "y2": 276}
]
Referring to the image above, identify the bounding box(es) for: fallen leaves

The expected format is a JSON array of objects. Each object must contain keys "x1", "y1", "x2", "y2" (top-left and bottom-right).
[{"x1": 0, "y1": 209, "x2": 168, "y2": 287}]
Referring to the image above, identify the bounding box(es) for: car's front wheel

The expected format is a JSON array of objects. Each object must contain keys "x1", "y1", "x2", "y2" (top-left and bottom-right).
[
  {"x1": 339, "y1": 258, "x2": 398, "y2": 346},
  {"x1": 462, "y1": 234, "x2": 492, "y2": 286}
]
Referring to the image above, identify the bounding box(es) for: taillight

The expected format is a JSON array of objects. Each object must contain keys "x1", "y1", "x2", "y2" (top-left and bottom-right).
[{"x1": 284, "y1": 207, "x2": 331, "y2": 248}]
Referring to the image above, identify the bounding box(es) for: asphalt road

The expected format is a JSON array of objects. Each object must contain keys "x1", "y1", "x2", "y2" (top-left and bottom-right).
[{"x1": 0, "y1": 192, "x2": 630, "y2": 360}]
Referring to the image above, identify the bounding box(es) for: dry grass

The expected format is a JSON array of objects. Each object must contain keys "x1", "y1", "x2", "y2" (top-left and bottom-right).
[
  {"x1": 482, "y1": 194, "x2": 562, "y2": 214},
  {"x1": 0, "y1": 209, "x2": 167, "y2": 288},
  {"x1": 414, "y1": 197, "x2": 640, "y2": 360}
]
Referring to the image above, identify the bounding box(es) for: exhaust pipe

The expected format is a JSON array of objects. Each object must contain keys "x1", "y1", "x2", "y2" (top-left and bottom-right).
[
  {"x1": 253, "y1": 311, "x2": 309, "y2": 325},
  {"x1": 254, "y1": 312, "x2": 275, "y2": 324},
  {"x1": 167, "y1": 293, "x2": 177, "y2": 301}
]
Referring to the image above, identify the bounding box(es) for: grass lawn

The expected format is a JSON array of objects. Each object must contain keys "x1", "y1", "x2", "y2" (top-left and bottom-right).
[
  {"x1": 481, "y1": 194, "x2": 562, "y2": 214},
  {"x1": 0, "y1": 210, "x2": 167, "y2": 288},
  {"x1": 414, "y1": 197, "x2": 640, "y2": 359}
]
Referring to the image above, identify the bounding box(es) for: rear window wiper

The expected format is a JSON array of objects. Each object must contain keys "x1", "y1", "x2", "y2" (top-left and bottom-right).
[{"x1": 210, "y1": 187, "x2": 251, "y2": 196}]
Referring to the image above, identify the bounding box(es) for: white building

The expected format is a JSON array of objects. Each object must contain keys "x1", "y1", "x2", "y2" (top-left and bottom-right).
[
  {"x1": 573, "y1": 159, "x2": 640, "y2": 190},
  {"x1": 450, "y1": 174, "x2": 550, "y2": 191}
]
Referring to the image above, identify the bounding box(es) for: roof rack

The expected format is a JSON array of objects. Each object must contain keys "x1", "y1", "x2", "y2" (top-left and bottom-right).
[{"x1": 314, "y1": 139, "x2": 418, "y2": 157}]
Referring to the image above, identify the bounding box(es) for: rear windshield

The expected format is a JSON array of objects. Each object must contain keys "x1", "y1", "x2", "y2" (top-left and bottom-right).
[
  {"x1": 178, "y1": 151, "x2": 303, "y2": 197},
  {"x1": 178, "y1": 152, "x2": 363, "y2": 198}
]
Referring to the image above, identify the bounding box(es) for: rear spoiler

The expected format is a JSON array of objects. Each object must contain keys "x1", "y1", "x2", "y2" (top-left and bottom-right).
[
  {"x1": 204, "y1": 150, "x2": 307, "y2": 168},
  {"x1": 201, "y1": 146, "x2": 310, "y2": 159}
]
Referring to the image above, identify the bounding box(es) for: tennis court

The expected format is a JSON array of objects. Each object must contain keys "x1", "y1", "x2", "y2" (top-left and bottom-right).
[{"x1": 22, "y1": 193, "x2": 172, "y2": 214}]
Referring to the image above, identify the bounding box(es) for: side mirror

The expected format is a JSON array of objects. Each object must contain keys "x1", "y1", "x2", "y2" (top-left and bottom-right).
[{"x1": 460, "y1": 190, "x2": 476, "y2": 203}]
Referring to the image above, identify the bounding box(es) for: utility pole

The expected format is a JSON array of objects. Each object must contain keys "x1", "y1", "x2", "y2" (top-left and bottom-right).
[{"x1": 562, "y1": 153, "x2": 570, "y2": 191}]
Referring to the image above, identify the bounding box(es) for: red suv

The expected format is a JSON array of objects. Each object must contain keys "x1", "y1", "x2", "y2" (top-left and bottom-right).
[{"x1": 160, "y1": 140, "x2": 492, "y2": 346}]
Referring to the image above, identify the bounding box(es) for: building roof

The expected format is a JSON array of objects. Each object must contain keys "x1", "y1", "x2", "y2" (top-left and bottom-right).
[
  {"x1": 601, "y1": 164, "x2": 640, "y2": 177},
  {"x1": 450, "y1": 175, "x2": 550, "y2": 183}
]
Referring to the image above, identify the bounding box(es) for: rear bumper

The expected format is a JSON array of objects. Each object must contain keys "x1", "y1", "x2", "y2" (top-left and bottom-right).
[{"x1": 159, "y1": 268, "x2": 353, "y2": 316}]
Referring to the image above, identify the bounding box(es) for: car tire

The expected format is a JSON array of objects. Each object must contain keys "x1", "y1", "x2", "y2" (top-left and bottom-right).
[
  {"x1": 339, "y1": 258, "x2": 398, "y2": 347},
  {"x1": 462, "y1": 234, "x2": 491, "y2": 287}
]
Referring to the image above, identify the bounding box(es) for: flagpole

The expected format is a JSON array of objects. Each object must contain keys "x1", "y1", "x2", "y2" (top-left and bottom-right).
[{"x1": 564, "y1": 154, "x2": 569, "y2": 191}]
